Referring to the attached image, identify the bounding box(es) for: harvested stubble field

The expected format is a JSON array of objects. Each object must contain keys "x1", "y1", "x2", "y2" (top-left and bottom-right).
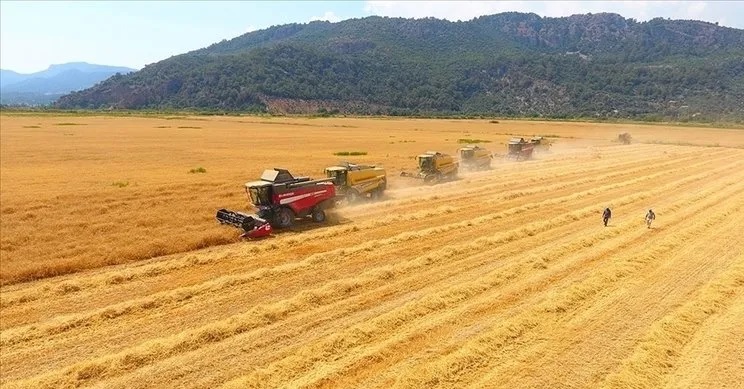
[{"x1": 1, "y1": 113, "x2": 743, "y2": 388}]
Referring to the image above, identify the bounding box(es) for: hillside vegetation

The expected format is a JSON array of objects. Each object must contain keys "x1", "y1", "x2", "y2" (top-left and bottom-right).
[
  {"x1": 1, "y1": 63, "x2": 135, "y2": 106},
  {"x1": 56, "y1": 13, "x2": 744, "y2": 121}
]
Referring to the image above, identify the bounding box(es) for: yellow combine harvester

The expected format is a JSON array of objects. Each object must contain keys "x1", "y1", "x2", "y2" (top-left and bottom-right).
[
  {"x1": 400, "y1": 151, "x2": 458, "y2": 183},
  {"x1": 325, "y1": 162, "x2": 387, "y2": 202},
  {"x1": 458, "y1": 144, "x2": 492, "y2": 171}
]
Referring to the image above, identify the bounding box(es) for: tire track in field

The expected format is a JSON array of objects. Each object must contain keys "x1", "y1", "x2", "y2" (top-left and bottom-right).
[
  {"x1": 216, "y1": 180, "x2": 744, "y2": 389},
  {"x1": 0, "y1": 146, "x2": 715, "y2": 331},
  {"x1": 69, "y1": 174, "x2": 744, "y2": 389},
  {"x1": 601, "y1": 262, "x2": 744, "y2": 389},
  {"x1": 383, "y1": 200, "x2": 743, "y2": 389},
  {"x1": 315, "y1": 179, "x2": 744, "y2": 389},
  {"x1": 251, "y1": 171, "x2": 744, "y2": 386},
  {"x1": 1, "y1": 151, "x2": 740, "y2": 348},
  {"x1": 2, "y1": 148, "x2": 740, "y2": 384},
  {"x1": 0, "y1": 145, "x2": 707, "y2": 314},
  {"x1": 2, "y1": 152, "x2": 733, "y2": 351},
  {"x1": 7, "y1": 153, "x2": 740, "y2": 386},
  {"x1": 61, "y1": 170, "x2": 728, "y2": 388},
  {"x1": 464, "y1": 213, "x2": 744, "y2": 388},
  {"x1": 9, "y1": 146, "x2": 723, "y2": 306},
  {"x1": 660, "y1": 291, "x2": 744, "y2": 389}
]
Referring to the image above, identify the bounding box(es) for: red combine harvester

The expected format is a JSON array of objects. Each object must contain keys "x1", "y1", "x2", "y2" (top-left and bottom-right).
[
  {"x1": 506, "y1": 137, "x2": 535, "y2": 161},
  {"x1": 216, "y1": 168, "x2": 336, "y2": 238}
]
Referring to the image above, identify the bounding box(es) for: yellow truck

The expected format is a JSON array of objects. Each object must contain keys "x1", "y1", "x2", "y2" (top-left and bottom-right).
[
  {"x1": 400, "y1": 151, "x2": 458, "y2": 183},
  {"x1": 325, "y1": 162, "x2": 387, "y2": 202},
  {"x1": 458, "y1": 144, "x2": 492, "y2": 171}
]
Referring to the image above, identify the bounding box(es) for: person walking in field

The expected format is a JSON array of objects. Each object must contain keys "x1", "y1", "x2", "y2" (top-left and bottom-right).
[
  {"x1": 645, "y1": 209, "x2": 656, "y2": 229},
  {"x1": 602, "y1": 207, "x2": 612, "y2": 227}
]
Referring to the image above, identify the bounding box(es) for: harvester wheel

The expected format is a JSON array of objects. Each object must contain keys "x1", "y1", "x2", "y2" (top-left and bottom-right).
[
  {"x1": 347, "y1": 190, "x2": 360, "y2": 204},
  {"x1": 311, "y1": 207, "x2": 326, "y2": 223},
  {"x1": 371, "y1": 188, "x2": 383, "y2": 201},
  {"x1": 273, "y1": 207, "x2": 294, "y2": 228}
]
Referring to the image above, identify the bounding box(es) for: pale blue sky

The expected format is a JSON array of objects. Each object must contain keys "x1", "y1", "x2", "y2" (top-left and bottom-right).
[{"x1": 2, "y1": 1, "x2": 743, "y2": 73}]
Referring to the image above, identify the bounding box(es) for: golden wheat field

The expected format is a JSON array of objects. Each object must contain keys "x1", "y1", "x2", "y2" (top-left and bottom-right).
[{"x1": 1, "y1": 113, "x2": 743, "y2": 388}]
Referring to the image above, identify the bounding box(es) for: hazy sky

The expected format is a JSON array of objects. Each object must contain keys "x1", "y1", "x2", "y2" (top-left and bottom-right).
[{"x1": 2, "y1": 1, "x2": 743, "y2": 73}]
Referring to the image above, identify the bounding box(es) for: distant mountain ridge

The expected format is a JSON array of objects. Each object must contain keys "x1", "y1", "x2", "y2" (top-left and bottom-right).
[
  {"x1": 1, "y1": 62, "x2": 136, "y2": 105},
  {"x1": 56, "y1": 13, "x2": 744, "y2": 121}
]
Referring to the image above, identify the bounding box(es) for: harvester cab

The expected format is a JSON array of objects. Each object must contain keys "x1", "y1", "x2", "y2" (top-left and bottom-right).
[
  {"x1": 401, "y1": 151, "x2": 458, "y2": 183},
  {"x1": 458, "y1": 145, "x2": 492, "y2": 171},
  {"x1": 325, "y1": 166, "x2": 348, "y2": 187},
  {"x1": 246, "y1": 182, "x2": 272, "y2": 206},
  {"x1": 216, "y1": 168, "x2": 336, "y2": 238},
  {"x1": 418, "y1": 154, "x2": 435, "y2": 172},
  {"x1": 506, "y1": 138, "x2": 535, "y2": 161},
  {"x1": 325, "y1": 162, "x2": 387, "y2": 202}
]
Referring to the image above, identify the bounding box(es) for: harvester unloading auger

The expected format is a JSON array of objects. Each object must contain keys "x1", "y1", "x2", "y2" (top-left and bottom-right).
[{"x1": 216, "y1": 168, "x2": 337, "y2": 238}]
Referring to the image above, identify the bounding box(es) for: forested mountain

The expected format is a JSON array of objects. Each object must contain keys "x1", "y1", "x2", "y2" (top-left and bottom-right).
[
  {"x1": 1, "y1": 63, "x2": 135, "y2": 106},
  {"x1": 56, "y1": 13, "x2": 744, "y2": 121}
]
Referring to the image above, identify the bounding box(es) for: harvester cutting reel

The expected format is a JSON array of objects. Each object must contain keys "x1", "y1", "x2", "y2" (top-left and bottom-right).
[{"x1": 216, "y1": 209, "x2": 273, "y2": 239}]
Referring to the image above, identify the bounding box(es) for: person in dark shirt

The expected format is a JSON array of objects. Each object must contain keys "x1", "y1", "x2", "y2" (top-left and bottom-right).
[
  {"x1": 645, "y1": 209, "x2": 656, "y2": 229},
  {"x1": 603, "y1": 208, "x2": 612, "y2": 227}
]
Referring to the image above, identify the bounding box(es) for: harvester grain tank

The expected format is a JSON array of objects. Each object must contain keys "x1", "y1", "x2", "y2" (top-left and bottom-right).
[
  {"x1": 506, "y1": 137, "x2": 535, "y2": 161},
  {"x1": 216, "y1": 168, "x2": 336, "y2": 238},
  {"x1": 325, "y1": 162, "x2": 387, "y2": 202},
  {"x1": 400, "y1": 151, "x2": 458, "y2": 183},
  {"x1": 458, "y1": 144, "x2": 492, "y2": 171}
]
